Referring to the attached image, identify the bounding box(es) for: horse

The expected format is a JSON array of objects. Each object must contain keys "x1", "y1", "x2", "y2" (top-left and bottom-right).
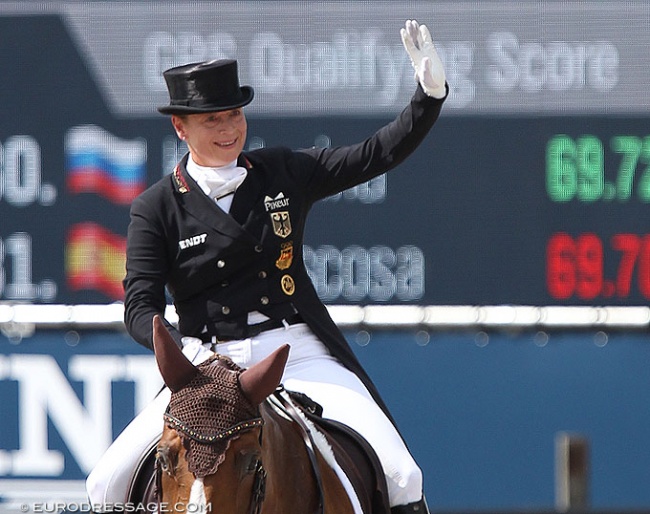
[{"x1": 129, "y1": 315, "x2": 390, "y2": 514}]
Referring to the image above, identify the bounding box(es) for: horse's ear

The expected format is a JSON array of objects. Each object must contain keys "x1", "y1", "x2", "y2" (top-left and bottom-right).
[
  {"x1": 152, "y1": 315, "x2": 199, "y2": 393},
  {"x1": 239, "y1": 344, "x2": 290, "y2": 405}
]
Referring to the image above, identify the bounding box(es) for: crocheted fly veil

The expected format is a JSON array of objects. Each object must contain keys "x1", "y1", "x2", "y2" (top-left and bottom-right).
[{"x1": 163, "y1": 354, "x2": 262, "y2": 477}]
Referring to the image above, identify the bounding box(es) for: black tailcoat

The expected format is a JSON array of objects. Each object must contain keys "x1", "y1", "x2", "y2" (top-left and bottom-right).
[{"x1": 123, "y1": 85, "x2": 446, "y2": 418}]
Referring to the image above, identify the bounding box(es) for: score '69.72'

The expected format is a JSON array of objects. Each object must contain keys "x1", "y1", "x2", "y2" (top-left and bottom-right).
[{"x1": 546, "y1": 134, "x2": 650, "y2": 203}]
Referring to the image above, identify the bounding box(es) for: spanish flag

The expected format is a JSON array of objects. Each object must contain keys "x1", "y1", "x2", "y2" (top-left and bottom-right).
[
  {"x1": 66, "y1": 223, "x2": 126, "y2": 300},
  {"x1": 65, "y1": 125, "x2": 147, "y2": 205}
]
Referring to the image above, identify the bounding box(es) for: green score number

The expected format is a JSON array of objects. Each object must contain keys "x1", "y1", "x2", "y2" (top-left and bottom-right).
[{"x1": 546, "y1": 135, "x2": 650, "y2": 202}]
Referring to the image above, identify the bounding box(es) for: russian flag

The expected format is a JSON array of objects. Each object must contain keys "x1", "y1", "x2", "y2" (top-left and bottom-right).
[
  {"x1": 66, "y1": 222, "x2": 126, "y2": 300},
  {"x1": 65, "y1": 125, "x2": 147, "y2": 204}
]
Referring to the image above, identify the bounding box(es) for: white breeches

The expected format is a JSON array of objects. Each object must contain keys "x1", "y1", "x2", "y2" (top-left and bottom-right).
[{"x1": 86, "y1": 323, "x2": 423, "y2": 509}]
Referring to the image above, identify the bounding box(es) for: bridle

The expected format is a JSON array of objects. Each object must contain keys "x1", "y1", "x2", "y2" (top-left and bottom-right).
[
  {"x1": 158, "y1": 390, "x2": 326, "y2": 514},
  {"x1": 163, "y1": 411, "x2": 264, "y2": 444},
  {"x1": 158, "y1": 411, "x2": 268, "y2": 514},
  {"x1": 249, "y1": 458, "x2": 267, "y2": 514}
]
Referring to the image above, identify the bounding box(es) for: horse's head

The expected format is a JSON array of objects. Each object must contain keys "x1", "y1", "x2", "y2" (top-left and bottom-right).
[{"x1": 151, "y1": 315, "x2": 289, "y2": 512}]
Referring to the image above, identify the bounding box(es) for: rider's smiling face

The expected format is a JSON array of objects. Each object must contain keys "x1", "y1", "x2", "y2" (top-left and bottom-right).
[{"x1": 171, "y1": 108, "x2": 247, "y2": 167}]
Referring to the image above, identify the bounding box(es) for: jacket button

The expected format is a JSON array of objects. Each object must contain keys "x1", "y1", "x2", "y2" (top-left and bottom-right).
[
  {"x1": 221, "y1": 280, "x2": 229, "y2": 288},
  {"x1": 222, "y1": 306, "x2": 231, "y2": 315},
  {"x1": 254, "y1": 245, "x2": 263, "y2": 253},
  {"x1": 258, "y1": 271, "x2": 267, "y2": 279},
  {"x1": 216, "y1": 260, "x2": 226, "y2": 268},
  {"x1": 260, "y1": 296, "x2": 269, "y2": 305}
]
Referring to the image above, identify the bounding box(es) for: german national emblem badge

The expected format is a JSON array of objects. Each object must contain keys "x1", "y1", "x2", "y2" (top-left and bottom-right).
[
  {"x1": 265, "y1": 193, "x2": 292, "y2": 238},
  {"x1": 270, "y1": 211, "x2": 292, "y2": 238}
]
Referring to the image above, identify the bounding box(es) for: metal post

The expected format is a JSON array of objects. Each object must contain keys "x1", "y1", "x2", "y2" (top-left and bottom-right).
[{"x1": 555, "y1": 432, "x2": 590, "y2": 512}]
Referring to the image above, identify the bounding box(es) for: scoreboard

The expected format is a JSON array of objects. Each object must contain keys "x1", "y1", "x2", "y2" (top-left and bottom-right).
[
  {"x1": 1, "y1": 1, "x2": 649, "y2": 307},
  {"x1": 305, "y1": 115, "x2": 650, "y2": 306}
]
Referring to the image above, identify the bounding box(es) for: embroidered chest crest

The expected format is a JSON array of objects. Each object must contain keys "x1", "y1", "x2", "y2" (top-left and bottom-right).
[{"x1": 264, "y1": 193, "x2": 292, "y2": 238}]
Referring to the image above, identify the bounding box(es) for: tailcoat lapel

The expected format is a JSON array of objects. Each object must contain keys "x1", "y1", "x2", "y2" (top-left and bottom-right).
[
  {"x1": 171, "y1": 155, "x2": 255, "y2": 242},
  {"x1": 229, "y1": 154, "x2": 266, "y2": 230}
]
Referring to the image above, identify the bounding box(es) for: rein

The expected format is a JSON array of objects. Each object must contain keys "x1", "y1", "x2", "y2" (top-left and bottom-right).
[{"x1": 270, "y1": 389, "x2": 325, "y2": 514}]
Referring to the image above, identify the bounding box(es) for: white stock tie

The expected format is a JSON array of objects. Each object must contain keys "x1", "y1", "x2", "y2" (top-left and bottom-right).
[{"x1": 186, "y1": 157, "x2": 248, "y2": 212}]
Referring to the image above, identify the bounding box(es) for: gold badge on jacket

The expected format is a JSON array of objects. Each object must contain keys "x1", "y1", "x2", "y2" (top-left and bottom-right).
[
  {"x1": 281, "y1": 274, "x2": 296, "y2": 296},
  {"x1": 276, "y1": 241, "x2": 294, "y2": 270},
  {"x1": 264, "y1": 193, "x2": 292, "y2": 238}
]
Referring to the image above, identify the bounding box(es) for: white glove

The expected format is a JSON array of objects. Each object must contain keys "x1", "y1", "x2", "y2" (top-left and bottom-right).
[
  {"x1": 181, "y1": 336, "x2": 215, "y2": 365},
  {"x1": 400, "y1": 19, "x2": 446, "y2": 99}
]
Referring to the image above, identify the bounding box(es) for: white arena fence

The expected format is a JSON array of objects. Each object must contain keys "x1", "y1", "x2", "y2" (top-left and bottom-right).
[{"x1": 2, "y1": 304, "x2": 650, "y2": 337}]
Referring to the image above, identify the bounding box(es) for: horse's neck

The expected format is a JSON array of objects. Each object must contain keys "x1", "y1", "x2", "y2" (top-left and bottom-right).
[
  {"x1": 259, "y1": 398, "x2": 357, "y2": 514},
  {"x1": 259, "y1": 400, "x2": 322, "y2": 511},
  {"x1": 260, "y1": 400, "x2": 312, "y2": 461}
]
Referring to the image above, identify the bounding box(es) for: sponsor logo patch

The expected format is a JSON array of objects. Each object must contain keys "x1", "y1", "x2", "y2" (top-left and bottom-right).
[
  {"x1": 264, "y1": 192, "x2": 290, "y2": 211},
  {"x1": 178, "y1": 233, "x2": 207, "y2": 250}
]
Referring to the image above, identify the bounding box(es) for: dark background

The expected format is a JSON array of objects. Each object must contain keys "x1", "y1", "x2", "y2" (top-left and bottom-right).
[{"x1": 2, "y1": 15, "x2": 649, "y2": 306}]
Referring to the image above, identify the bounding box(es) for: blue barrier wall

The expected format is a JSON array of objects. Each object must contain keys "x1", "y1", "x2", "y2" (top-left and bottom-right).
[
  {"x1": 356, "y1": 330, "x2": 650, "y2": 511},
  {"x1": 1, "y1": 328, "x2": 649, "y2": 511}
]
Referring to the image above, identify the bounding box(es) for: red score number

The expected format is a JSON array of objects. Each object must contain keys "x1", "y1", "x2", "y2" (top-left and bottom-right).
[{"x1": 547, "y1": 233, "x2": 650, "y2": 300}]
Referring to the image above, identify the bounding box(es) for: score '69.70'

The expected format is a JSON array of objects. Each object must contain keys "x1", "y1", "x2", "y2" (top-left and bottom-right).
[{"x1": 547, "y1": 232, "x2": 650, "y2": 301}]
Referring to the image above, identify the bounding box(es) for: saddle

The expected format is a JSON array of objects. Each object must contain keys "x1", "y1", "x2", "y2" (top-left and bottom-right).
[{"x1": 128, "y1": 389, "x2": 390, "y2": 514}]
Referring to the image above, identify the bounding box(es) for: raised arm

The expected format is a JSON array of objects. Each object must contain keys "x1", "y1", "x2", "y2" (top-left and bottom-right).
[{"x1": 298, "y1": 19, "x2": 449, "y2": 201}]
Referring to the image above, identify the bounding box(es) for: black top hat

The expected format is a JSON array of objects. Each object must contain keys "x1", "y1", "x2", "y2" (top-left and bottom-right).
[{"x1": 158, "y1": 59, "x2": 254, "y2": 115}]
